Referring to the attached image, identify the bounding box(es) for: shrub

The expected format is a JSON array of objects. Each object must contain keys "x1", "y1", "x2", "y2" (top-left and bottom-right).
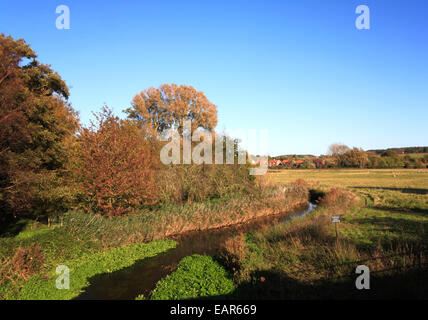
[
  {"x1": 319, "y1": 188, "x2": 359, "y2": 210},
  {"x1": 71, "y1": 107, "x2": 158, "y2": 216},
  {"x1": 0, "y1": 244, "x2": 44, "y2": 286},
  {"x1": 157, "y1": 163, "x2": 256, "y2": 203}
]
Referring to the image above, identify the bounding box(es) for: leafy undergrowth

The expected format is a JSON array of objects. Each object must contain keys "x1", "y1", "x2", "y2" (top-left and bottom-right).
[
  {"x1": 149, "y1": 255, "x2": 235, "y2": 300},
  {"x1": 0, "y1": 239, "x2": 176, "y2": 300}
]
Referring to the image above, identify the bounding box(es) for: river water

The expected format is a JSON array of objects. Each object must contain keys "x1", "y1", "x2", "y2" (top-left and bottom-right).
[{"x1": 75, "y1": 202, "x2": 316, "y2": 300}]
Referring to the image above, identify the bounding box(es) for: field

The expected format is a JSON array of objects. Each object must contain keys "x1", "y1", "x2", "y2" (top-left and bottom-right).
[
  {"x1": 269, "y1": 168, "x2": 428, "y2": 189},
  {"x1": 270, "y1": 168, "x2": 428, "y2": 251},
  {"x1": 269, "y1": 168, "x2": 428, "y2": 227}
]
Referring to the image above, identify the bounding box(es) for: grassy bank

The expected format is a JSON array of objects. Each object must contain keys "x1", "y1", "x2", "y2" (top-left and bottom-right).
[
  {"x1": 56, "y1": 184, "x2": 308, "y2": 247},
  {"x1": 0, "y1": 239, "x2": 176, "y2": 300},
  {"x1": 0, "y1": 183, "x2": 308, "y2": 300}
]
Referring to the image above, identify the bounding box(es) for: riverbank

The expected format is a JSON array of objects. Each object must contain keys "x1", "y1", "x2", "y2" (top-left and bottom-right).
[
  {"x1": 0, "y1": 183, "x2": 308, "y2": 300},
  {"x1": 0, "y1": 239, "x2": 177, "y2": 300},
  {"x1": 141, "y1": 168, "x2": 428, "y2": 300},
  {"x1": 217, "y1": 171, "x2": 428, "y2": 299}
]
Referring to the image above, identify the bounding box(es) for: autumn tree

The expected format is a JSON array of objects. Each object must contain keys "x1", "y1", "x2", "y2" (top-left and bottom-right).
[
  {"x1": 328, "y1": 143, "x2": 350, "y2": 156},
  {"x1": 327, "y1": 143, "x2": 351, "y2": 167},
  {"x1": 0, "y1": 34, "x2": 78, "y2": 221},
  {"x1": 72, "y1": 107, "x2": 158, "y2": 216},
  {"x1": 125, "y1": 84, "x2": 218, "y2": 135},
  {"x1": 343, "y1": 148, "x2": 369, "y2": 168}
]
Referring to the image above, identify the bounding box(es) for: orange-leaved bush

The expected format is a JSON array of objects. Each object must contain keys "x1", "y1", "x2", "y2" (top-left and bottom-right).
[{"x1": 72, "y1": 107, "x2": 158, "y2": 216}]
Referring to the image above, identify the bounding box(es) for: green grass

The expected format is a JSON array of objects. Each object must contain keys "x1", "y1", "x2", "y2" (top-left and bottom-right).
[
  {"x1": 1, "y1": 239, "x2": 177, "y2": 300},
  {"x1": 14, "y1": 227, "x2": 54, "y2": 240},
  {"x1": 150, "y1": 255, "x2": 235, "y2": 300},
  {"x1": 268, "y1": 168, "x2": 428, "y2": 249}
]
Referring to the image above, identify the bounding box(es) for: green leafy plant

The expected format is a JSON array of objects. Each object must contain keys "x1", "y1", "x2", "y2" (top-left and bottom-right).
[{"x1": 150, "y1": 255, "x2": 235, "y2": 300}]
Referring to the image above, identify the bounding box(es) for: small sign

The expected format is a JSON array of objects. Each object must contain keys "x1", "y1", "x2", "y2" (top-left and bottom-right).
[{"x1": 332, "y1": 216, "x2": 340, "y2": 223}]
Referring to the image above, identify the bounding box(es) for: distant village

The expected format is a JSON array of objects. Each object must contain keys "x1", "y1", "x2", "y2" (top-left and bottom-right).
[
  {"x1": 248, "y1": 145, "x2": 428, "y2": 170},
  {"x1": 267, "y1": 157, "x2": 326, "y2": 168},
  {"x1": 248, "y1": 155, "x2": 327, "y2": 169}
]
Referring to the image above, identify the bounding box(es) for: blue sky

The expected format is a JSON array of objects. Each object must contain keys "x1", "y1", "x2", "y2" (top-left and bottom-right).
[{"x1": 1, "y1": 0, "x2": 427, "y2": 156}]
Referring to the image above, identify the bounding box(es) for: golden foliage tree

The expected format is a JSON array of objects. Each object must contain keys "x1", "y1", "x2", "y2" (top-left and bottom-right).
[{"x1": 125, "y1": 84, "x2": 218, "y2": 134}]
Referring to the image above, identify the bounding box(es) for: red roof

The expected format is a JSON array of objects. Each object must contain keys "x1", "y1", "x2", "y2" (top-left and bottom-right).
[{"x1": 295, "y1": 160, "x2": 304, "y2": 164}]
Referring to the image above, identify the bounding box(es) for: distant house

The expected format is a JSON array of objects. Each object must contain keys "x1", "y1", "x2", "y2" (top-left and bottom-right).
[
  {"x1": 313, "y1": 158, "x2": 326, "y2": 168},
  {"x1": 281, "y1": 159, "x2": 291, "y2": 165},
  {"x1": 268, "y1": 159, "x2": 281, "y2": 167},
  {"x1": 294, "y1": 160, "x2": 304, "y2": 167}
]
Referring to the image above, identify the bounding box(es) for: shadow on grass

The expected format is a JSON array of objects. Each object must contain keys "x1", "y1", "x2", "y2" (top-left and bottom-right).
[
  {"x1": 351, "y1": 215, "x2": 428, "y2": 235},
  {"x1": 0, "y1": 218, "x2": 28, "y2": 237},
  {"x1": 348, "y1": 215, "x2": 428, "y2": 251},
  {"x1": 201, "y1": 267, "x2": 428, "y2": 300},
  {"x1": 371, "y1": 206, "x2": 428, "y2": 215},
  {"x1": 352, "y1": 186, "x2": 428, "y2": 195},
  {"x1": 74, "y1": 244, "x2": 428, "y2": 300},
  {"x1": 74, "y1": 248, "x2": 178, "y2": 300}
]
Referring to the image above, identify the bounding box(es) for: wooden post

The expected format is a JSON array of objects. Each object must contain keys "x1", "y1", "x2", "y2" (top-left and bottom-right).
[{"x1": 332, "y1": 216, "x2": 340, "y2": 243}]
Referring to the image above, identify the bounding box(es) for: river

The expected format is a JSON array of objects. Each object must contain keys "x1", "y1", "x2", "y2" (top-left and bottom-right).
[{"x1": 75, "y1": 202, "x2": 316, "y2": 300}]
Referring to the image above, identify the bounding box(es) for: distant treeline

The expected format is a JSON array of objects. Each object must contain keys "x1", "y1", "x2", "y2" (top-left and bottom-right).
[
  {"x1": 269, "y1": 144, "x2": 428, "y2": 169},
  {"x1": 368, "y1": 146, "x2": 428, "y2": 155}
]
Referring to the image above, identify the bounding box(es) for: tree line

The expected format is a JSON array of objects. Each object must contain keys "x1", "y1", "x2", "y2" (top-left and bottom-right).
[
  {"x1": 324, "y1": 144, "x2": 428, "y2": 169},
  {"x1": 269, "y1": 144, "x2": 428, "y2": 170}
]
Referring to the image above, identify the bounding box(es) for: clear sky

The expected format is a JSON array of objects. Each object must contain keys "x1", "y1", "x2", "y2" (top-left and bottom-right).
[{"x1": 1, "y1": 0, "x2": 427, "y2": 156}]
